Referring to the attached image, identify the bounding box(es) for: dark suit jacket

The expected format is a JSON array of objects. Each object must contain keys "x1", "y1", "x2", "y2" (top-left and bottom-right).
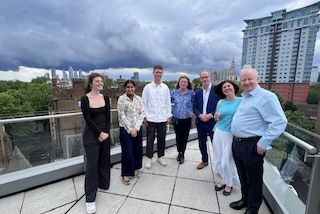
[{"x1": 193, "y1": 86, "x2": 220, "y2": 127}]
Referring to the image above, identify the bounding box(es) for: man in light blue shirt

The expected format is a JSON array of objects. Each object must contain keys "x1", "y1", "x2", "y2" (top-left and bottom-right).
[{"x1": 229, "y1": 65, "x2": 287, "y2": 214}]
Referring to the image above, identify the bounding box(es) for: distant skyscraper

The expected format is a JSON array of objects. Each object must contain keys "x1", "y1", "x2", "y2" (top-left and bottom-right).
[
  {"x1": 62, "y1": 70, "x2": 68, "y2": 80},
  {"x1": 241, "y1": 2, "x2": 320, "y2": 84},
  {"x1": 132, "y1": 72, "x2": 139, "y2": 81},
  {"x1": 73, "y1": 70, "x2": 78, "y2": 78},
  {"x1": 51, "y1": 69, "x2": 57, "y2": 79},
  {"x1": 68, "y1": 66, "x2": 74, "y2": 79},
  {"x1": 79, "y1": 69, "x2": 83, "y2": 78}
]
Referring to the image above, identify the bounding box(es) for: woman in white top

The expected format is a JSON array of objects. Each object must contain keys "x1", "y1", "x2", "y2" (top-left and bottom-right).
[{"x1": 117, "y1": 80, "x2": 145, "y2": 185}]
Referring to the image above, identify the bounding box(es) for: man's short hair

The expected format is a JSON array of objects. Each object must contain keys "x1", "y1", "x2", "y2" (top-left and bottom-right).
[{"x1": 153, "y1": 64, "x2": 163, "y2": 71}]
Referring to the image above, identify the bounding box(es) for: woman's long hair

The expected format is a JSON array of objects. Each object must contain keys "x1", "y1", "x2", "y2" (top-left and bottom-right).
[{"x1": 85, "y1": 72, "x2": 104, "y2": 93}]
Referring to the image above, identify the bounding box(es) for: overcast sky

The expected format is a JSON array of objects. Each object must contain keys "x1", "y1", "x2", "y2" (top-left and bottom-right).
[{"x1": 0, "y1": 0, "x2": 319, "y2": 81}]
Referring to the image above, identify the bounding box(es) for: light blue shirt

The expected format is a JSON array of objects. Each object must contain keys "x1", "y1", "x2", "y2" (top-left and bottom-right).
[
  {"x1": 231, "y1": 85, "x2": 288, "y2": 150},
  {"x1": 216, "y1": 98, "x2": 241, "y2": 132}
]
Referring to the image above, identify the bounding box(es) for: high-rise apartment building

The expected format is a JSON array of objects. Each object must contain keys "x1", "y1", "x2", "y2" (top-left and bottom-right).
[{"x1": 241, "y1": 2, "x2": 320, "y2": 102}]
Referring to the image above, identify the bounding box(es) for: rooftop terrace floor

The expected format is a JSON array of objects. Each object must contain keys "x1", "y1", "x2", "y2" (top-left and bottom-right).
[{"x1": 0, "y1": 139, "x2": 272, "y2": 214}]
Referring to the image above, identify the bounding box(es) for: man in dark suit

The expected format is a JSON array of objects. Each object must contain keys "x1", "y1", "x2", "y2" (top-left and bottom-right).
[{"x1": 193, "y1": 70, "x2": 220, "y2": 169}]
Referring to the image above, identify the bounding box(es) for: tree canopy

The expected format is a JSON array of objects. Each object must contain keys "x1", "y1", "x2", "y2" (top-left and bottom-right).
[
  {"x1": 307, "y1": 83, "x2": 320, "y2": 104},
  {"x1": 0, "y1": 81, "x2": 53, "y2": 118}
]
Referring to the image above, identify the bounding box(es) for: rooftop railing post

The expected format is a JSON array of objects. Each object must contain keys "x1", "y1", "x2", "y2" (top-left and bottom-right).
[{"x1": 305, "y1": 154, "x2": 320, "y2": 214}]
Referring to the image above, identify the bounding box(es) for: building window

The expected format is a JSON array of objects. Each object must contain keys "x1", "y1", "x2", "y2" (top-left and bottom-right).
[
  {"x1": 265, "y1": 26, "x2": 270, "y2": 32},
  {"x1": 297, "y1": 19, "x2": 301, "y2": 27}
]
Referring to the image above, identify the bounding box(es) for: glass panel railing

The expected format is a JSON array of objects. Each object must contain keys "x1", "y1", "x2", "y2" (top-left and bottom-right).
[
  {"x1": 0, "y1": 113, "x2": 83, "y2": 175},
  {"x1": 0, "y1": 110, "x2": 124, "y2": 175},
  {"x1": 0, "y1": 109, "x2": 184, "y2": 176},
  {"x1": 266, "y1": 136, "x2": 310, "y2": 202},
  {"x1": 0, "y1": 110, "x2": 195, "y2": 198},
  {"x1": 264, "y1": 129, "x2": 318, "y2": 214}
]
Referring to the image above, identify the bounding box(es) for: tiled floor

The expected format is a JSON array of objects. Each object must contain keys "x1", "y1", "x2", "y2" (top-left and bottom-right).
[{"x1": 0, "y1": 140, "x2": 272, "y2": 214}]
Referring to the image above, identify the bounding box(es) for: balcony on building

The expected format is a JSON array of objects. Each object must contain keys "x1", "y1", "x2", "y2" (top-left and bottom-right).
[{"x1": 0, "y1": 110, "x2": 319, "y2": 214}]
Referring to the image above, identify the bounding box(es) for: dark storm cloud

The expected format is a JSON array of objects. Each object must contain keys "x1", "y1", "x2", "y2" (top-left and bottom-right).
[{"x1": 0, "y1": 0, "x2": 318, "y2": 75}]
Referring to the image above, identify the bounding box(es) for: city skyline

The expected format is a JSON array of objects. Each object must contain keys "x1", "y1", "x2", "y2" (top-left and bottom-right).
[{"x1": 0, "y1": 0, "x2": 319, "y2": 82}]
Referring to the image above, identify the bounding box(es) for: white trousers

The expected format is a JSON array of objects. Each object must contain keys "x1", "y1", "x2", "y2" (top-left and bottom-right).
[{"x1": 212, "y1": 128, "x2": 240, "y2": 187}]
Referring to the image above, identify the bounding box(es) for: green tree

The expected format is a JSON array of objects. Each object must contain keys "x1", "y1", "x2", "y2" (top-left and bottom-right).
[
  {"x1": 285, "y1": 110, "x2": 315, "y2": 131},
  {"x1": 23, "y1": 83, "x2": 53, "y2": 111},
  {"x1": 31, "y1": 76, "x2": 50, "y2": 84},
  {"x1": 283, "y1": 100, "x2": 297, "y2": 112},
  {"x1": 307, "y1": 83, "x2": 320, "y2": 104},
  {"x1": 192, "y1": 78, "x2": 201, "y2": 90},
  {"x1": 163, "y1": 81, "x2": 176, "y2": 90},
  {"x1": 307, "y1": 89, "x2": 320, "y2": 104},
  {"x1": 0, "y1": 93, "x2": 17, "y2": 116},
  {"x1": 0, "y1": 82, "x2": 53, "y2": 117},
  {"x1": 5, "y1": 122, "x2": 37, "y2": 144},
  {"x1": 0, "y1": 80, "x2": 24, "y2": 93}
]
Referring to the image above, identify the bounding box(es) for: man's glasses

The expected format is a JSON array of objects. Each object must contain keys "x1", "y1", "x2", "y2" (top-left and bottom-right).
[{"x1": 201, "y1": 76, "x2": 209, "y2": 79}]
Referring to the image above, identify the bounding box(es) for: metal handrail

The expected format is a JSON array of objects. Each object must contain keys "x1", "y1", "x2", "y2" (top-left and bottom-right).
[
  {"x1": 0, "y1": 109, "x2": 118, "y2": 124},
  {"x1": 0, "y1": 112, "x2": 82, "y2": 124},
  {"x1": 282, "y1": 131, "x2": 318, "y2": 154}
]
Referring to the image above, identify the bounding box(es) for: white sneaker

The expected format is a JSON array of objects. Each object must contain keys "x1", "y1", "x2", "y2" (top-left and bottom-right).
[
  {"x1": 86, "y1": 202, "x2": 96, "y2": 214},
  {"x1": 145, "y1": 158, "x2": 152, "y2": 169},
  {"x1": 157, "y1": 157, "x2": 167, "y2": 166}
]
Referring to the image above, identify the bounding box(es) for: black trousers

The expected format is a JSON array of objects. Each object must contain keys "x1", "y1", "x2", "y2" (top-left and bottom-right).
[
  {"x1": 232, "y1": 138, "x2": 264, "y2": 212},
  {"x1": 173, "y1": 118, "x2": 192, "y2": 155},
  {"x1": 83, "y1": 126, "x2": 111, "y2": 202},
  {"x1": 146, "y1": 121, "x2": 167, "y2": 158},
  {"x1": 120, "y1": 127, "x2": 143, "y2": 176}
]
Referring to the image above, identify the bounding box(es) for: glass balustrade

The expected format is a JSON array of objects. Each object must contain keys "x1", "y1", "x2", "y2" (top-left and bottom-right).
[
  {"x1": 0, "y1": 112, "x2": 318, "y2": 214},
  {"x1": 263, "y1": 124, "x2": 319, "y2": 214},
  {"x1": 0, "y1": 110, "x2": 181, "y2": 176}
]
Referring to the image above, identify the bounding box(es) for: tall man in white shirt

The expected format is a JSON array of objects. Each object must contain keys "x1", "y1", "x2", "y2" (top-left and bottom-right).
[{"x1": 142, "y1": 65, "x2": 172, "y2": 169}]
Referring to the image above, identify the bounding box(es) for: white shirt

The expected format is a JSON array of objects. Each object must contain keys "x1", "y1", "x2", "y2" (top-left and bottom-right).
[
  {"x1": 202, "y1": 84, "x2": 212, "y2": 115},
  {"x1": 142, "y1": 81, "x2": 172, "y2": 122}
]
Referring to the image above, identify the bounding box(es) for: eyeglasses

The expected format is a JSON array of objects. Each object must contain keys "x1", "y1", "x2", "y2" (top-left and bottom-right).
[{"x1": 201, "y1": 76, "x2": 209, "y2": 79}]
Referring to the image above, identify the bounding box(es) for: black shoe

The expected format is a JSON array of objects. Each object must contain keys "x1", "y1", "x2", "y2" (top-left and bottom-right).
[
  {"x1": 229, "y1": 199, "x2": 247, "y2": 210},
  {"x1": 214, "y1": 184, "x2": 226, "y2": 191},
  {"x1": 223, "y1": 187, "x2": 232, "y2": 196},
  {"x1": 179, "y1": 155, "x2": 185, "y2": 164},
  {"x1": 176, "y1": 154, "x2": 181, "y2": 162},
  {"x1": 244, "y1": 209, "x2": 258, "y2": 214}
]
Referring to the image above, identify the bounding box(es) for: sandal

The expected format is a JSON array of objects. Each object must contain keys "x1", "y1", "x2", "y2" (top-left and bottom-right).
[
  {"x1": 122, "y1": 176, "x2": 130, "y2": 185},
  {"x1": 134, "y1": 170, "x2": 141, "y2": 178}
]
